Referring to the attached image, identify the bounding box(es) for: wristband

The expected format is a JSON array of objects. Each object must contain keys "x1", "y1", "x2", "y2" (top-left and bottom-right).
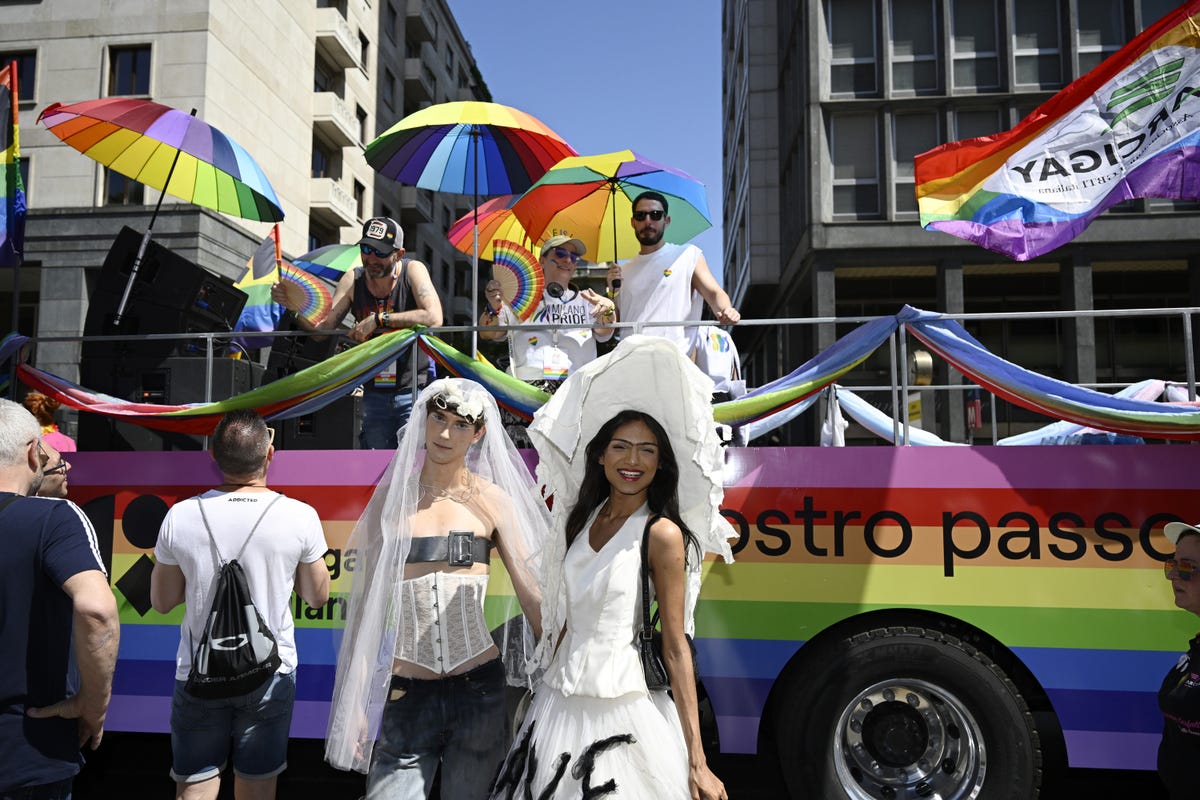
[
  {"x1": 375, "y1": 310, "x2": 382, "y2": 326},
  {"x1": 381, "y1": 311, "x2": 389, "y2": 327}
]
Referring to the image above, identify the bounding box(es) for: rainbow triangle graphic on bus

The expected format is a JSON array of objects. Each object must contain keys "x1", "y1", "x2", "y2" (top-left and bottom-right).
[{"x1": 915, "y1": 0, "x2": 1200, "y2": 261}]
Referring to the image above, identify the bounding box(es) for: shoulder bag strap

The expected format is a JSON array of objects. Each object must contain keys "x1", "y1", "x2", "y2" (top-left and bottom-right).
[
  {"x1": 639, "y1": 513, "x2": 662, "y2": 641},
  {"x1": 195, "y1": 493, "x2": 283, "y2": 565}
]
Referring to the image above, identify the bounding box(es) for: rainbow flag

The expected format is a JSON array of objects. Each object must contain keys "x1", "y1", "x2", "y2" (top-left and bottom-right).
[
  {"x1": 0, "y1": 62, "x2": 25, "y2": 267},
  {"x1": 233, "y1": 233, "x2": 285, "y2": 349},
  {"x1": 915, "y1": 1, "x2": 1200, "y2": 261}
]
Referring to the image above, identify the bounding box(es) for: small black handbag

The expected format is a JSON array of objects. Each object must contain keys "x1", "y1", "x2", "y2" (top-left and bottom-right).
[{"x1": 638, "y1": 514, "x2": 721, "y2": 757}]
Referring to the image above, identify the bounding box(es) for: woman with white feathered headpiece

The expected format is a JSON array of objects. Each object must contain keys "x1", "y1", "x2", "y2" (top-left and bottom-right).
[
  {"x1": 325, "y1": 378, "x2": 549, "y2": 799},
  {"x1": 489, "y1": 336, "x2": 734, "y2": 800}
]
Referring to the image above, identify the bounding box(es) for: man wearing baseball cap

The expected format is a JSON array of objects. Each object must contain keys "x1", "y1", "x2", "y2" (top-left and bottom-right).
[{"x1": 271, "y1": 217, "x2": 443, "y2": 448}]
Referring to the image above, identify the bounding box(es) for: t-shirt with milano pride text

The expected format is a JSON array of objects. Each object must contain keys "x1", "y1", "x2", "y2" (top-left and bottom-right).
[{"x1": 499, "y1": 288, "x2": 613, "y2": 381}]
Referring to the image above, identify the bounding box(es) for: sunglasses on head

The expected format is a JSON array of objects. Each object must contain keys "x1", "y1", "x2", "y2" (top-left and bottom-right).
[
  {"x1": 1165, "y1": 557, "x2": 1197, "y2": 581},
  {"x1": 632, "y1": 209, "x2": 665, "y2": 221},
  {"x1": 359, "y1": 243, "x2": 391, "y2": 258},
  {"x1": 550, "y1": 247, "x2": 580, "y2": 264}
]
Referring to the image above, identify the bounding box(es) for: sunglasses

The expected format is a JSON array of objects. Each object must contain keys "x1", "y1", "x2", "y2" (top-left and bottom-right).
[
  {"x1": 632, "y1": 209, "x2": 665, "y2": 221},
  {"x1": 43, "y1": 459, "x2": 69, "y2": 476},
  {"x1": 359, "y1": 243, "x2": 391, "y2": 258},
  {"x1": 1165, "y1": 558, "x2": 1197, "y2": 581},
  {"x1": 550, "y1": 247, "x2": 580, "y2": 264},
  {"x1": 36, "y1": 441, "x2": 49, "y2": 469}
]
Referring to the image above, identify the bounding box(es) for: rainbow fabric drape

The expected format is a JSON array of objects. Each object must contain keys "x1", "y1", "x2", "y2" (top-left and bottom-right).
[
  {"x1": 0, "y1": 62, "x2": 26, "y2": 267},
  {"x1": 7, "y1": 307, "x2": 1200, "y2": 439},
  {"x1": 915, "y1": 1, "x2": 1200, "y2": 261}
]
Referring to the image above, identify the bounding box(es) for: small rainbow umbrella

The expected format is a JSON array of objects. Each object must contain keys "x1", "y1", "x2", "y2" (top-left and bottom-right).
[
  {"x1": 38, "y1": 97, "x2": 285, "y2": 322},
  {"x1": 491, "y1": 240, "x2": 544, "y2": 321},
  {"x1": 292, "y1": 243, "x2": 362, "y2": 282},
  {"x1": 447, "y1": 195, "x2": 528, "y2": 261}
]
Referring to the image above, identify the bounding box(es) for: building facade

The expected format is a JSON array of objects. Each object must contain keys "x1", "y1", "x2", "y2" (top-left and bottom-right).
[
  {"x1": 0, "y1": 0, "x2": 487, "y2": 383},
  {"x1": 723, "y1": 0, "x2": 1200, "y2": 443}
]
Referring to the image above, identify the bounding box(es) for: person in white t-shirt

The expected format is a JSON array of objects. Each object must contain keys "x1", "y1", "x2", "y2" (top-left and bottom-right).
[
  {"x1": 479, "y1": 234, "x2": 616, "y2": 386},
  {"x1": 151, "y1": 410, "x2": 330, "y2": 800},
  {"x1": 606, "y1": 191, "x2": 740, "y2": 354}
]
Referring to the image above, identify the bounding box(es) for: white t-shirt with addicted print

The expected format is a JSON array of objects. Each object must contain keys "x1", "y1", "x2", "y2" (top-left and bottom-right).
[
  {"x1": 500, "y1": 288, "x2": 613, "y2": 381},
  {"x1": 155, "y1": 489, "x2": 327, "y2": 680}
]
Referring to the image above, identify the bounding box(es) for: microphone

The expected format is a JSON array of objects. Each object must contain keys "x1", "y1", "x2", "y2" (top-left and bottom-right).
[{"x1": 612, "y1": 278, "x2": 621, "y2": 291}]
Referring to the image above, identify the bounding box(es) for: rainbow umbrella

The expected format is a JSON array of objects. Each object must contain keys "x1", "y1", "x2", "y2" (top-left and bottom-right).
[
  {"x1": 38, "y1": 97, "x2": 284, "y2": 322},
  {"x1": 491, "y1": 239, "x2": 543, "y2": 321},
  {"x1": 365, "y1": 100, "x2": 576, "y2": 354},
  {"x1": 511, "y1": 149, "x2": 712, "y2": 264},
  {"x1": 447, "y1": 194, "x2": 527, "y2": 260},
  {"x1": 292, "y1": 243, "x2": 362, "y2": 282}
]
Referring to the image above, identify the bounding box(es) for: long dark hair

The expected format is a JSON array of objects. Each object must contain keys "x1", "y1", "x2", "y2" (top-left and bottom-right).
[{"x1": 564, "y1": 410, "x2": 698, "y2": 561}]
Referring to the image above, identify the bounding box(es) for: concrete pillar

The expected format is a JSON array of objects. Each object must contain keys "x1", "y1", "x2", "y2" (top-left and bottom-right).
[
  {"x1": 936, "y1": 258, "x2": 966, "y2": 442},
  {"x1": 1060, "y1": 255, "x2": 1096, "y2": 385}
]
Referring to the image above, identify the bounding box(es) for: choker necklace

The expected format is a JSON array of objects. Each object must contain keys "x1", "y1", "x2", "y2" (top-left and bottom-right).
[{"x1": 418, "y1": 472, "x2": 476, "y2": 503}]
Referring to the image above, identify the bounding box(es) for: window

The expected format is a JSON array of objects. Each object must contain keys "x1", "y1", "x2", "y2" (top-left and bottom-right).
[
  {"x1": 1078, "y1": 0, "x2": 1125, "y2": 75},
  {"x1": 385, "y1": 3, "x2": 398, "y2": 42},
  {"x1": 445, "y1": 46, "x2": 454, "y2": 72},
  {"x1": 890, "y1": 0, "x2": 938, "y2": 94},
  {"x1": 458, "y1": 69, "x2": 469, "y2": 90},
  {"x1": 955, "y1": 107, "x2": 1003, "y2": 139},
  {"x1": 830, "y1": 113, "x2": 880, "y2": 218},
  {"x1": 357, "y1": 105, "x2": 369, "y2": 144},
  {"x1": 0, "y1": 51, "x2": 35, "y2": 101},
  {"x1": 951, "y1": 0, "x2": 1000, "y2": 90},
  {"x1": 1012, "y1": 0, "x2": 1061, "y2": 88},
  {"x1": 893, "y1": 113, "x2": 940, "y2": 215},
  {"x1": 827, "y1": 0, "x2": 877, "y2": 96},
  {"x1": 1139, "y1": 0, "x2": 1179, "y2": 30},
  {"x1": 104, "y1": 168, "x2": 144, "y2": 205},
  {"x1": 354, "y1": 180, "x2": 366, "y2": 219},
  {"x1": 312, "y1": 138, "x2": 336, "y2": 179},
  {"x1": 108, "y1": 45, "x2": 151, "y2": 96},
  {"x1": 383, "y1": 67, "x2": 395, "y2": 108},
  {"x1": 314, "y1": 56, "x2": 334, "y2": 93},
  {"x1": 359, "y1": 31, "x2": 370, "y2": 68},
  {"x1": 406, "y1": 38, "x2": 420, "y2": 59},
  {"x1": 18, "y1": 155, "x2": 29, "y2": 202}
]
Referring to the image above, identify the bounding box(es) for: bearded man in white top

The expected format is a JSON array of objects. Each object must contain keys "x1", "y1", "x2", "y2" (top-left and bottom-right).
[
  {"x1": 479, "y1": 234, "x2": 616, "y2": 387},
  {"x1": 324, "y1": 379, "x2": 550, "y2": 800},
  {"x1": 151, "y1": 410, "x2": 330, "y2": 800},
  {"x1": 606, "y1": 191, "x2": 740, "y2": 354}
]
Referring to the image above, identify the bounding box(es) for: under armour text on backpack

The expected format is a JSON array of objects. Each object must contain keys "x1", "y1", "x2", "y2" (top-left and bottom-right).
[{"x1": 185, "y1": 494, "x2": 283, "y2": 698}]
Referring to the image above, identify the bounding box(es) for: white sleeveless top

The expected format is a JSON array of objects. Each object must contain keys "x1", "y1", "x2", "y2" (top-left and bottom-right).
[
  {"x1": 394, "y1": 572, "x2": 493, "y2": 673},
  {"x1": 617, "y1": 243, "x2": 704, "y2": 354},
  {"x1": 544, "y1": 504, "x2": 650, "y2": 698}
]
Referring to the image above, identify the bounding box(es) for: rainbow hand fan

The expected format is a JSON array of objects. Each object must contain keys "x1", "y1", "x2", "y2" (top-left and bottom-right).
[
  {"x1": 491, "y1": 239, "x2": 544, "y2": 321},
  {"x1": 278, "y1": 263, "x2": 333, "y2": 324}
]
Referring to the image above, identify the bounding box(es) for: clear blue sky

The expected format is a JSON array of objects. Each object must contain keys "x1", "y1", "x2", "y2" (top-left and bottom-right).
[{"x1": 444, "y1": 0, "x2": 725, "y2": 282}]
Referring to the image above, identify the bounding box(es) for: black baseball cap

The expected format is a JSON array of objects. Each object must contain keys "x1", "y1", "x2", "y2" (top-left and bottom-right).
[{"x1": 357, "y1": 217, "x2": 403, "y2": 252}]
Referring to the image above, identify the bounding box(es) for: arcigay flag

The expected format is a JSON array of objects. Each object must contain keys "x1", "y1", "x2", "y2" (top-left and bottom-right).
[{"x1": 915, "y1": 1, "x2": 1200, "y2": 261}]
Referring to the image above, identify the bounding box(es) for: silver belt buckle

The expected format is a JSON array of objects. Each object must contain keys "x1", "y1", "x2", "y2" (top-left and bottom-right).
[{"x1": 447, "y1": 530, "x2": 474, "y2": 567}]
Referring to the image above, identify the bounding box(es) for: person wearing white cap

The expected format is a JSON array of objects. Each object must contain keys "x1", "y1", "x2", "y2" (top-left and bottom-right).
[
  {"x1": 1157, "y1": 521, "x2": 1200, "y2": 799},
  {"x1": 479, "y1": 234, "x2": 616, "y2": 389}
]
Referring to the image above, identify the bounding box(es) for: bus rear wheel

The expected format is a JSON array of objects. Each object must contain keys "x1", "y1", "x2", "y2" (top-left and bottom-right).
[{"x1": 773, "y1": 626, "x2": 1041, "y2": 800}]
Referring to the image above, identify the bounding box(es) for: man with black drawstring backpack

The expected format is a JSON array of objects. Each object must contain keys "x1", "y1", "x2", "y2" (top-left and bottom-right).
[{"x1": 151, "y1": 410, "x2": 330, "y2": 799}]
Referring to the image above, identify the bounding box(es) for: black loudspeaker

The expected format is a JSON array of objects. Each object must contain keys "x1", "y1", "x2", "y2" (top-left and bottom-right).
[
  {"x1": 77, "y1": 357, "x2": 265, "y2": 451},
  {"x1": 83, "y1": 226, "x2": 248, "y2": 363},
  {"x1": 278, "y1": 394, "x2": 361, "y2": 450},
  {"x1": 263, "y1": 331, "x2": 350, "y2": 385}
]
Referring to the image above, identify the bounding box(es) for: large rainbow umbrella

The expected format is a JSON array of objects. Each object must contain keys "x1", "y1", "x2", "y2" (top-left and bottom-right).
[
  {"x1": 512, "y1": 149, "x2": 712, "y2": 264},
  {"x1": 38, "y1": 97, "x2": 285, "y2": 321},
  {"x1": 365, "y1": 100, "x2": 576, "y2": 353},
  {"x1": 447, "y1": 194, "x2": 528, "y2": 260}
]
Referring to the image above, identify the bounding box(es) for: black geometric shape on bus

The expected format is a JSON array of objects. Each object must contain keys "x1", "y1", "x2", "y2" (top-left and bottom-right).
[
  {"x1": 80, "y1": 494, "x2": 116, "y2": 577},
  {"x1": 115, "y1": 554, "x2": 155, "y2": 617},
  {"x1": 122, "y1": 494, "x2": 169, "y2": 550}
]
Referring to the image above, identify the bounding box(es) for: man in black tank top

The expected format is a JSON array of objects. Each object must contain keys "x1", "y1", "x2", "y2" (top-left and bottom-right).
[{"x1": 271, "y1": 217, "x2": 443, "y2": 448}]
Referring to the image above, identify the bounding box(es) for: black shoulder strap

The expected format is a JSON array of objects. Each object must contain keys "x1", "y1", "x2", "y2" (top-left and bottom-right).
[
  {"x1": 196, "y1": 493, "x2": 283, "y2": 566},
  {"x1": 639, "y1": 512, "x2": 663, "y2": 640}
]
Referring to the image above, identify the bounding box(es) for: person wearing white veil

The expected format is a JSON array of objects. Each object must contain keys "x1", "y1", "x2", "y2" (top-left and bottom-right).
[
  {"x1": 490, "y1": 336, "x2": 733, "y2": 800},
  {"x1": 324, "y1": 378, "x2": 549, "y2": 799}
]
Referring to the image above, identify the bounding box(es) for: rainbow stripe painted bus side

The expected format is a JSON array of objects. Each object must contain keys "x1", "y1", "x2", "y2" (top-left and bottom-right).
[{"x1": 72, "y1": 444, "x2": 1196, "y2": 795}]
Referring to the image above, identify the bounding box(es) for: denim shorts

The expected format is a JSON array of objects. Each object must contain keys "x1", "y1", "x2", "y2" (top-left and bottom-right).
[
  {"x1": 169, "y1": 670, "x2": 296, "y2": 783},
  {"x1": 367, "y1": 659, "x2": 507, "y2": 800}
]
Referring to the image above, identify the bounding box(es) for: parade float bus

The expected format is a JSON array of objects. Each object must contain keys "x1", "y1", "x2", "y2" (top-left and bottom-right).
[{"x1": 28, "y1": 307, "x2": 1200, "y2": 800}]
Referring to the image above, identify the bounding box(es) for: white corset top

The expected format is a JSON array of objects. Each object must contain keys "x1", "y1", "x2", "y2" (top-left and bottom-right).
[{"x1": 394, "y1": 572, "x2": 494, "y2": 673}]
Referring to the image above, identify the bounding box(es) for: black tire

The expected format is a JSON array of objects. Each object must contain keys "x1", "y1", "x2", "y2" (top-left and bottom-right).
[{"x1": 773, "y1": 625, "x2": 1041, "y2": 800}]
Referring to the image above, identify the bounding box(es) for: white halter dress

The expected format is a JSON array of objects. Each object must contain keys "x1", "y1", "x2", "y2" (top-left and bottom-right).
[{"x1": 489, "y1": 504, "x2": 690, "y2": 798}]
